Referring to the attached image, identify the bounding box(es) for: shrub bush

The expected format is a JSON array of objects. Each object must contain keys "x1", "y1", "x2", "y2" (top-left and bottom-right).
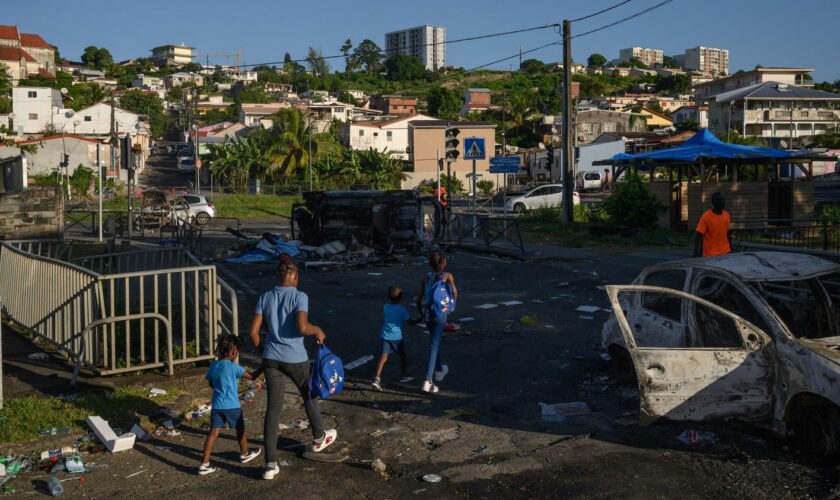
[
  {"x1": 419, "y1": 174, "x2": 464, "y2": 194},
  {"x1": 602, "y1": 174, "x2": 665, "y2": 228},
  {"x1": 476, "y1": 179, "x2": 494, "y2": 195}
]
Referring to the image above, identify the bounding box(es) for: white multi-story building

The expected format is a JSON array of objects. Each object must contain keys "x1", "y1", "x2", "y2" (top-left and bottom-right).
[
  {"x1": 340, "y1": 114, "x2": 434, "y2": 160},
  {"x1": 385, "y1": 25, "x2": 445, "y2": 71},
  {"x1": 11, "y1": 86, "x2": 63, "y2": 134},
  {"x1": 151, "y1": 44, "x2": 194, "y2": 67},
  {"x1": 683, "y1": 46, "x2": 729, "y2": 76},
  {"x1": 618, "y1": 47, "x2": 664, "y2": 67}
]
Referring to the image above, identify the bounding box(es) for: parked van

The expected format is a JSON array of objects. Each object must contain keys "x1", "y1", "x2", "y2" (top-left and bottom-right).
[{"x1": 576, "y1": 171, "x2": 602, "y2": 192}]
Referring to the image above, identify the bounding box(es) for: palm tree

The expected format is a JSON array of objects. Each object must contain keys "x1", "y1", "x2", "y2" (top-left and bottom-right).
[
  {"x1": 260, "y1": 108, "x2": 340, "y2": 180},
  {"x1": 206, "y1": 137, "x2": 265, "y2": 189},
  {"x1": 508, "y1": 92, "x2": 532, "y2": 128},
  {"x1": 85, "y1": 83, "x2": 107, "y2": 105}
]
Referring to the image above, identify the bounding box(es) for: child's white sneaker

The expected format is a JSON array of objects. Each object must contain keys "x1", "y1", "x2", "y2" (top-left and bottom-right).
[
  {"x1": 434, "y1": 365, "x2": 449, "y2": 382},
  {"x1": 371, "y1": 379, "x2": 382, "y2": 391},
  {"x1": 421, "y1": 380, "x2": 439, "y2": 393},
  {"x1": 240, "y1": 448, "x2": 261, "y2": 463},
  {"x1": 263, "y1": 463, "x2": 279, "y2": 480},
  {"x1": 198, "y1": 463, "x2": 216, "y2": 476},
  {"x1": 312, "y1": 429, "x2": 337, "y2": 453}
]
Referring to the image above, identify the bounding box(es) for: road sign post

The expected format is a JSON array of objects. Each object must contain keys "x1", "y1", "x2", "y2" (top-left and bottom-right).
[{"x1": 463, "y1": 138, "x2": 485, "y2": 214}]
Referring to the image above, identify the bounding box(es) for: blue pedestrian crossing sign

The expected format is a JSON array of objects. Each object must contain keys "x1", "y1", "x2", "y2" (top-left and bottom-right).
[{"x1": 463, "y1": 137, "x2": 486, "y2": 160}]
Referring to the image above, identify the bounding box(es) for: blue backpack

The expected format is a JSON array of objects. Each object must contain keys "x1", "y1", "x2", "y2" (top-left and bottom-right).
[
  {"x1": 425, "y1": 273, "x2": 456, "y2": 321},
  {"x1": 309, "y1": 345, "x2": 345, "y2": 399}
]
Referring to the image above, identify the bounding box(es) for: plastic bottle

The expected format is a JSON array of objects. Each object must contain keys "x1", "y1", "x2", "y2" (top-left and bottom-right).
[{"x1": 47, "y1": 476, "x2": 64, "y2": 496}]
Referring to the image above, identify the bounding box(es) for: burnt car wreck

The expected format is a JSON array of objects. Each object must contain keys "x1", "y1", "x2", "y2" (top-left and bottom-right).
[
  {"x1": 602, "y1": 252, "x2": 840, "y2": 456},
  {"x1": 291, "y1": 190, "x2": 422, "y2": 253}
]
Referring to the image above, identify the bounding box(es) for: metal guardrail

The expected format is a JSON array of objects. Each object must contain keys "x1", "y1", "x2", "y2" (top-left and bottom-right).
[
  {"x1": 732, "y1": 219, "x2": 840, "y2": 254},
  {"x1": 0, "y1": 240, "x2": 238, "y2": 380},
  {"x1": 440, "y1": 212, "x2": 525, "y2": 259}
]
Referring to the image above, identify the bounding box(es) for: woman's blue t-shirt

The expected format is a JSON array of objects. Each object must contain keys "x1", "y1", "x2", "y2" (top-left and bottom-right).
[{"x1": 255, "y1": 286, "x2": 309, "y2": 363}]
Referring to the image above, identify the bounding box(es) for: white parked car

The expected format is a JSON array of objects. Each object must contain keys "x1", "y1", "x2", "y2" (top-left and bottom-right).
[
  {"x1": 505, "y1": 184, "x2": 580, "y2": 213},
  {"x1": 168, "y1": 193, "x2": 215, "y2": 225},
  {"x1": 576, "y1": 171, "x2": 602, "y2": 192},
  {"x1": 602, "y1": 252, "x2": 840, "y2": 456},
  {"x1": 177, "y1": 157, "x2": 195, "y2": 174}
]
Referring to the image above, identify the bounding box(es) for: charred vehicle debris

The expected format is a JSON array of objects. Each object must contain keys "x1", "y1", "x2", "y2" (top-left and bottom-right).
[{"x1": 602, "y1": 252, "x2": 840, "y2": 456}]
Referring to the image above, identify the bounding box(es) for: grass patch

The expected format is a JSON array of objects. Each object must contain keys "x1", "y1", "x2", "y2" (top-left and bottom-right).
[
  {"x1": 518, "y1": 208, "x2": 691, "y2": 250},
  {"x1": 0, "y1": 385, "x2": 183, "y2": 445},
  {"x1": 212, "y1": 194, "x2": 299, "y2": 219}
]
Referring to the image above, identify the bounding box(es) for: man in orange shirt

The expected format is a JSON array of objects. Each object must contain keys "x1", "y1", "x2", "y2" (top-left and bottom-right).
[{"x1": 693, "y1": 192, "x2": 732, "y2": 257}]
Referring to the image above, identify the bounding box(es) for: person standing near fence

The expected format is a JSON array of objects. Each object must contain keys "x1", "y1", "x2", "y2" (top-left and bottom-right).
[
  {"x1": 249, "y1": 255, "x2": 338, "y2": 480},
  {"x1": 415, "y1": 251, "x2": 458, "y2": 393},
  {"x1": 432, "y1": 185, "x2": 448, "y2": 239},
  {"x1": 693, "y1": 191, "x2": 732, "y2": 257}
]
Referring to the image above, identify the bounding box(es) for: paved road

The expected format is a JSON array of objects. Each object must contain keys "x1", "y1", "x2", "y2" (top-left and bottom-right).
[{"x1": 12, "y1": 242, "x2": 833, "y2": 499}]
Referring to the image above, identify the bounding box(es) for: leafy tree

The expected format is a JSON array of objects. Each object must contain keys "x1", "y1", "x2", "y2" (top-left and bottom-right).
[
  {"x1": 476, "y1": 179, "x2": 494, "y2": 195},
  {"x1": 618, "y1": 58, "x2": 648, "y2": 69},
  {"x1": 81, "y1": 46, "x2": 113, "y2": 70},
  {"x1": 0, "y1": 64, "x2": 11, "y2": 96},
  {"x1": 726, "y1": 130, "x2": 761, "y2": 146},
  {"x1": 133, "y1": 57, "x2": 154, "y2": 73},
  {"x1": 353, "y1": 39, "x2": 383, "y2": 74},
  {"x1": 181, "y1": 62, "x2": 203, "y2": 73},
  {"x1": 519, "y1": 59, "x2": 546, "y2": 74},
  {"x1": 587, "y1": 53, "x2": 607, "y2": 67},
  {"x1": 603, "y1": 174, "x2": 665, "y2": 227},
  {"x1": 655, "y1": 73, "x2": 690, "y2": 94},
  {"x1": 52, "y1": 45, "x2": 62, "y2": 65},
  {"x1": 675, "y1": 118, "x2": 699, "y2": 132},
  {"x1": 306, "y1": 47, "x2": 330, "y2": 78},
  {"x1": 237, "y1": 84, "x2": 271, "y2": 103},
  {"x1": 119, "y1": 89, "x2": 166, "y2": 137},
  {"x1": 646, "y1": 99, "x2": 664, "y2": 114},
  {"x1": 384, "y1": 54, "x2": 425, "y2": 81},
  {"x1": 814, "y1": 81, "x2": 840, "y2": 94},
  {"x1": 166, "y1": 85, "x2": 183, "y2": 104},
  {"x1": 426, "y1": 87, "x2": 461, "y2": 119},
  {"x1": 508, "y1": 92, "x2": 533, "y2": 127},
  {"x1": 283, "y1": 53, "x2": 297, "y2": 74},
  {"x1": 661, "y1": 55, "x2": 680, "y2": 69}
]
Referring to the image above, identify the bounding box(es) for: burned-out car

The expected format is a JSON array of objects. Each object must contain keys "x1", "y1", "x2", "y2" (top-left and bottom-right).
[{"x1": 602, "y1": 252, "x2": 840, "y2": 455}]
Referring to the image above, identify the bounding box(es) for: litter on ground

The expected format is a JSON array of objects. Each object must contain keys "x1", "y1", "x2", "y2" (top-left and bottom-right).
[
  {"x1": 678, "y1": 430, "x2": 717, "y2": 446},
  {"x1": 500, "y1": 300, "x2": 524, "y2": 306},
  {"x1": 519, "y1": 314, "x2": 538, "y2": 325},
  {"x1": 27, "y1": 353, "x2": 48, "y2": 360},
  {"x1": 539, "y1": 402, "x2": 592, "y2": 422},
  {"x1": 148, "y1": 388, "x2": 167, "y2": 397},
  {"x1": 474, "y1": 303, "x2": 499, "y2": 310},
  {"x1": 458, "y1": 317, "x2": 475, "y2": 322},
  {"x1": 575, "y1": 305, "x2": 602, "y2": 314}
]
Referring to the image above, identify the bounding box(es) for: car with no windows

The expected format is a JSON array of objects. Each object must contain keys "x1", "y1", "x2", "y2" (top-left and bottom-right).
[{"x1": 602, "y1": 252, "x2": 840, "y2": 456}]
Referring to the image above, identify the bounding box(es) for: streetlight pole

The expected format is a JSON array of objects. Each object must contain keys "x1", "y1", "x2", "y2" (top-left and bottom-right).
[{"x1": 308, "y1": 113, "x2": 313, "y2": 192}]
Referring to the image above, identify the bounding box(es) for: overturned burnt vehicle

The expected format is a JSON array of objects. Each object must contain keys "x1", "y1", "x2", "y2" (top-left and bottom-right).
[
  {"x1": 291, "y1": 190, "x2": 422, "y2": 252},
  {"x1": 602, "y1": 252, "x2": 840, "y2": 456}
]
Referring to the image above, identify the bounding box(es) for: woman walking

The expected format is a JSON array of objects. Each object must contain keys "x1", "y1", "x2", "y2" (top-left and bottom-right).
[
  {"x1": 250, "y1": 255, "x2": 337, "y2": 480},
  {"x1": 416, "y1": 251, "x2": 458, "y2": 393}
]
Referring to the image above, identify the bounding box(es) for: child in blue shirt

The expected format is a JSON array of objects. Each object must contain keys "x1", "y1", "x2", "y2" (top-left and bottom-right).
[
  {"x1": 372, "y1": 286, "x2": 413, "y2": 391},
  {"x1": 199, "y1": 334, "x2": 261, "y2": 475}
]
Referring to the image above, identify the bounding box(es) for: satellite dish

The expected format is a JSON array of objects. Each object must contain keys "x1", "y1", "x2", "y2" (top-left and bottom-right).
[
  {"x1": 60, "y1": 87, "x2": 68, "y2": 95},
  {"x1": 538, "y1": 142, "x2": 546, "y2": 150},
  {"x1": 65, "y1": 110, "x2": 75, "y2": 118}
]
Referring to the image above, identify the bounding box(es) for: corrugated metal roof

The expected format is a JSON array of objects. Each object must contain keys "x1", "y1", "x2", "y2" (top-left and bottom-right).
[{"x1": 716, "y1": 81, "x2": 840, "y2": 103}]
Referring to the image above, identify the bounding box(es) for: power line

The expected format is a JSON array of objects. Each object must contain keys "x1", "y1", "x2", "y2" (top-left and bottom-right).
[
  {"x1": 234, "y1": 24, "x2": 560, "y2": 69},
  {"x1": 570, "y1": 0, "x2": 633, "y2": 22},
  {"x1": 395, "y1": 40, "x2": 561, "y2": 95},
  {"x1": 572, "y1": 0, "x2": 675, "y2": 38}
]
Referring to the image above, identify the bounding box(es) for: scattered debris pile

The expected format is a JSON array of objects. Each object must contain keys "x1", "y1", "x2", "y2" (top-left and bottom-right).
[{"x1": 292, "y1": 190, "x2": 421, "y2": 253}]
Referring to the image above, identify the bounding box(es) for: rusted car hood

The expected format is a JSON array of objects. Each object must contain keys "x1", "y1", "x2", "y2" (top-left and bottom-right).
[{"x1": 795, "y1": 337, "x2": 840, "y2": 366}]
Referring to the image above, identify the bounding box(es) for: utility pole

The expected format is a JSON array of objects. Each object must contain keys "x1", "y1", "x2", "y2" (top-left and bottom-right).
[
  {"x1": 97, "y1": 143, "x2": 103, "y2": 242},
  {"x1": 308, "y1": 113, "x2": 313, "y2": 191},
  {"x1": 561, "y1": 19, "x2": 575, "y2": 224}
]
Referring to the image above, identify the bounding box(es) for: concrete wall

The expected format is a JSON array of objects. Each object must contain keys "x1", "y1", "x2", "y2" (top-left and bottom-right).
[
  {"x1": 0, "y1": 184, "x2": 63, "y2": 239},
  {"x1": 0, "y1": 137, "x2": 112, "y2": 176},
  {"x1": 406, "y1": 126, "x2": 496, "y2": 190},
  {"x1": 688, "y1": 182, "x2": 768, "y2": 230}
]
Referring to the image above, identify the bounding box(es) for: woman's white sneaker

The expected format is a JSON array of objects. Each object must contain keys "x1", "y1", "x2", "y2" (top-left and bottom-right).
[{"x1": 421, "y1": 380, "x2": 439, "y2": 393}]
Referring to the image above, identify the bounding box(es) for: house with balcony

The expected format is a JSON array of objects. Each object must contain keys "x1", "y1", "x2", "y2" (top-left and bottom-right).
[
  {"x1": 151, "y1": 44, "x2": 194, "y2": 67},
  {"x1": 164, "y1": 72, "x2": 204, "y2": 89},
  {"x1": 694, "y1": 67, "x2": 814, "y2": 101},
  {"x1": 239, "y1": 103, "x2": 288, "y2": 127},
  {"x1": 707, "y1": 82, "x2": 840, "y2": 146},
  {"x1": 673, "y1": 105, "x2": 709, "y2": 128}
]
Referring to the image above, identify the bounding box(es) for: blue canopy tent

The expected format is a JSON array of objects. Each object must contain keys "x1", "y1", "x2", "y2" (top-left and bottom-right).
[{"x1": 593, "y1": 129, "x2": 833, "y2": 228}]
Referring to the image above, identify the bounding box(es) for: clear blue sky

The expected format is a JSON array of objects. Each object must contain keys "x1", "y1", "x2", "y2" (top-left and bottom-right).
[{"x1": 7, "y1": 0, "x2": 840, "y2": 81}]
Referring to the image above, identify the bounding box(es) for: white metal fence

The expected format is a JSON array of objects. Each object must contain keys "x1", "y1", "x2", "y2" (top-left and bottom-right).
[{"x1": 0, "y1": 240, "x2": 238, "y2": 383}]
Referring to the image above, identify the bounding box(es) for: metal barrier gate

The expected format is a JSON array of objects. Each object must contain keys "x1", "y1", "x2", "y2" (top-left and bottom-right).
[
  {"x1": 0, "y1": 240, "x2": 238, "y2": 381},
  {"x1": 441, "y1": 212, "x2": 526, "y2": 258}
]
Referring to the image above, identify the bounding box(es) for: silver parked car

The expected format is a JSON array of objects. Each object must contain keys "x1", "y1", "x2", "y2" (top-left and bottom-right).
[
  {"x1": 169, "y1": 193, "x2": 215, "y2": 225},
  {"x1": 602, "y1": 252, "x2": 840, "y2": 456}
]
